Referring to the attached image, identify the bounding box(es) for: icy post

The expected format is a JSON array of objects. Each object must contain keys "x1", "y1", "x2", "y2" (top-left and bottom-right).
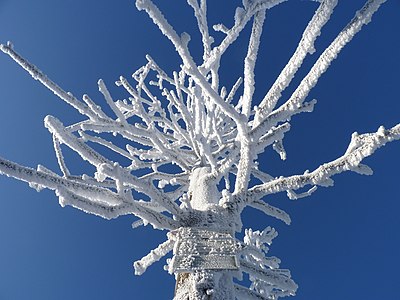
[{"x1": 0, "y1": 0, "x2": 398, "y2": 299}]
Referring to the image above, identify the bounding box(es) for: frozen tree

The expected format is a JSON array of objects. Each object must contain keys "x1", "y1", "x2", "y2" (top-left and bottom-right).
[{"x1": 0, "y1": 0, "x2": 398, "y2": 299}]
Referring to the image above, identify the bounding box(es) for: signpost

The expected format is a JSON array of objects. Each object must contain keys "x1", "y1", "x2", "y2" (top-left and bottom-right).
[{"x1": 170, "y1": 228, "x2": 241, "y2": 273}]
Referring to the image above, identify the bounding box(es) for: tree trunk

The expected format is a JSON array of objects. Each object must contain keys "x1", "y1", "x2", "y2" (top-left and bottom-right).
[
  {"x1": 174, "y1": 271, "x2": 235, "y2": 300},
  {"x1": 172, "y1": 167, "x2": 238, "y2": 300}
]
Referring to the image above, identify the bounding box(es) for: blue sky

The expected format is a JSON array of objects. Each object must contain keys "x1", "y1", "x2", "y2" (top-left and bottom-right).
[{"x1": 0, "y1": 0, "x2": 399, "y2": 299}]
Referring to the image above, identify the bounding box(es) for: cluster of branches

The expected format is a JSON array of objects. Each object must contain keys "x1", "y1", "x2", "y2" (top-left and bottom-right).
[
  {"x1": 0, "y1": 0, "x2": 398, "y2": 298},
  {"x1": 1, "y1": 0, "x2": 396, "y2": 229}
]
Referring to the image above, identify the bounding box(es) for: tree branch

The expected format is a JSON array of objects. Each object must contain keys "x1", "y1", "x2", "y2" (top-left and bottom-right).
[
  {"x1": 0, "y1": 43, "x2": 97, "y2": 120},
  {"x1": 238, "y1": 123, "x2": 400, "y2": 207},
  {"x1": 254, "y1": 0, "x2": 338, "y2": 125},
  {"x1": 254, "y1": 0, "x2": 387, "y2": 132},
  {"x1": 242, "y1": 9, "x2": 266, "y2": 118}
]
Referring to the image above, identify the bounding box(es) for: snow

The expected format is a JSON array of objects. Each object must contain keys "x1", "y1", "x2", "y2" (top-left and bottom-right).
[
  {"x1": 254, "y1": 0, "x2": 338, "y2": 124},
  {"x1": 239, "y1": 227, "x2": 298, "y2": 298},
  {"x1": 0, "y1": 0, "x2": 397, "y2": 298},
  {"x1": 134, "y1": 237, "x2": 174, "y2": 275},
  {"x1": 188, "y1": 166, "x2": 219, "y2": 210}
]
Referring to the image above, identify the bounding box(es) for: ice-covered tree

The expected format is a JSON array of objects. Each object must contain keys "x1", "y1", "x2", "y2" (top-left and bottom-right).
[{"x1": 0, "y1": 0, "x2": 398, "y2": 299}]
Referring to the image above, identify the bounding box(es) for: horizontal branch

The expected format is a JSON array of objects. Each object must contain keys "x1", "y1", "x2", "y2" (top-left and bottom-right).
[
  {"x1": 0, "y1": 156, "x2": 121, "y2": 205},
  {"x1": 240, "y1": 123, "x2": 400, "y2": 206},
  {"x1": 0, "y1": 157, "x2": 179, "y2": 230},
  {"x1": 57, "y1": 188, "x2": 178, "y2": 230},
  {"x1": 240, "y1": 259, "x2": 298, "y2": 293}
]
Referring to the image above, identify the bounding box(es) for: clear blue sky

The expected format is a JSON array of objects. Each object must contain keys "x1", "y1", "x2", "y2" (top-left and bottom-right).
[{"x1": 0, "y1": 1, "x2": 399, "y2": 299}]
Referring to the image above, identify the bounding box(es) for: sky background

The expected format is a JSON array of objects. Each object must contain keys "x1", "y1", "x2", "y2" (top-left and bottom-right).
[{"x1": 0, "y1": 0, "x2": 399, "y2": 299}]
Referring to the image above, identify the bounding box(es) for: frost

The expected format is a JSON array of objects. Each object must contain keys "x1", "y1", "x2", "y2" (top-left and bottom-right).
[
  {"x1": 239, "y1": 227, "x2": 298, "y2": 299},
  {"x1": 134, "y1": 237, "x2": 175, "y2": 275},
  {"x1": 0, "y1": 0, "x2": 395, "y2": 299}
]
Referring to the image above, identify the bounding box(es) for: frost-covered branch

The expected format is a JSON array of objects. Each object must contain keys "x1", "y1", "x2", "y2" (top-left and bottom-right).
[
  {"x1": 251, "y1": 100, "x2": 316, "y2": 142},
  {"x1": 203, "y1": 0, "x2": 287, "y2": 72},
  {"x1": 237, "y1": 227, "x2": 298, "y2": 299},
  {"x1": 248, "y1": 200, "x2": 291, "y2": 225},
  {"x1": 134, "y1": 237, "x2": 175, "y2": 275},
  {"x1": 242, "y1": 9, "x2": 266, "y2": 118},
  {"x1": 136, "y1": 0, "x2": 227, "y2": 115},
  {"x1": 234, "y1": 284, "x2": 271, "y2": 300},
  {"x1": 187, "y1": 0, "x2": 212, "y2": 61},
  {"x1": 0, "y1": 157, "x2": 179, "y2": 229},
  {"x1": 254, "y1": 0, "x2": 387, "y2": 132},
  {"x1": 234, "y1": 135, "x2": 253, "y2": 194},
  {"x1": 0, "y1": 43, "x2": 97, "y2": 119},
  {"x1": 240, "y1": 124, "x2": 400, "y2": 206},
  {"x1": 231, "y1": 8, "x2": 269, "y2": 195},
  {"x1": 254, "y1": 0, "x2": 338, "y2": 125}
]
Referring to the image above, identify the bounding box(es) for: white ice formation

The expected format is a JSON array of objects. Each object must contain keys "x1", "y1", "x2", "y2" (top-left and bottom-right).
[{"x1": 0, "y1": 0, "x2": 397, "y2": 299}]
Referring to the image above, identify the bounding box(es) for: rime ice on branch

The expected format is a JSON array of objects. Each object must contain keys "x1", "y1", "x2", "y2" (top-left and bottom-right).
[{"x1": 0, "y1": 0, "x2": 397, "y2": 299}]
